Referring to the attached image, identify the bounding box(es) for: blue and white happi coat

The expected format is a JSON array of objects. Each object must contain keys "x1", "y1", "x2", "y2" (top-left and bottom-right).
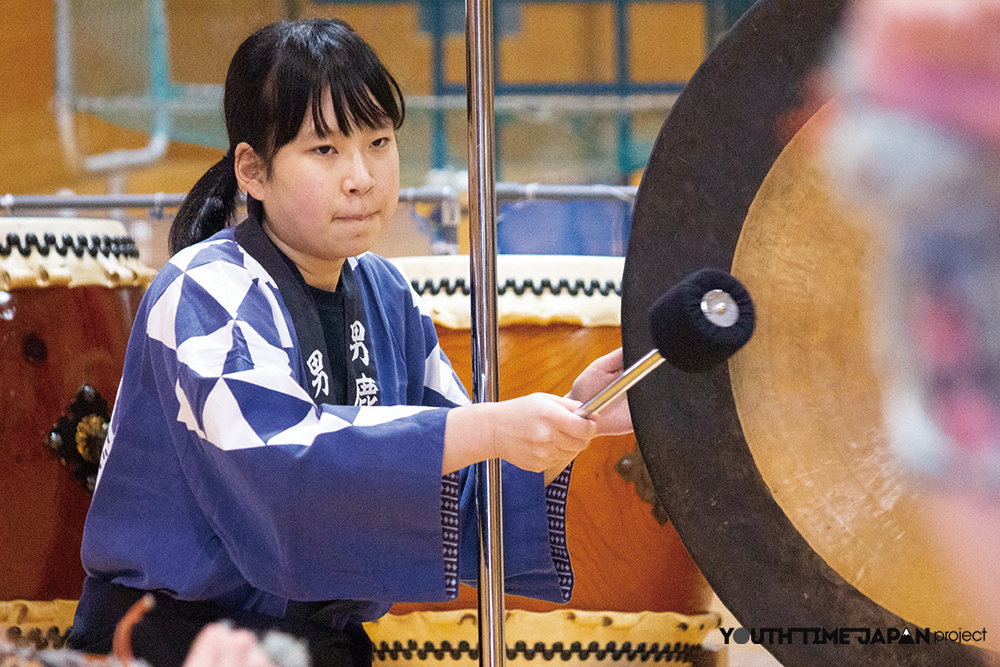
[{"x1": 81, "y1": 221, "x2": 572, "y2": 625}]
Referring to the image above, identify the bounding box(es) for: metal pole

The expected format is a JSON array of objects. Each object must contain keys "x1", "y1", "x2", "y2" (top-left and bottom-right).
[{"x1": 465, "y1": 1, "x2": 505, "y2": 667}]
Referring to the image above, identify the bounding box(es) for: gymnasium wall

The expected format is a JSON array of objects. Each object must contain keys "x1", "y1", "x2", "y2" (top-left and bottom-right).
[{"x1": 1, "y1": 1, "x2": 709, "y2": 198}]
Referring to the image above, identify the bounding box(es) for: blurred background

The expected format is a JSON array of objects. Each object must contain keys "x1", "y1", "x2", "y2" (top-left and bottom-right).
[{"x1": 1, "y1": 0, "x2": 755, "y2": 268}]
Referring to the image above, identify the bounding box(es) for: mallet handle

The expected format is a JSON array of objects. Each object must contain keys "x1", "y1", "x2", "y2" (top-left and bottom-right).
[{"x1": 574, "y1": 349, "x2": 665, "y2": 418}]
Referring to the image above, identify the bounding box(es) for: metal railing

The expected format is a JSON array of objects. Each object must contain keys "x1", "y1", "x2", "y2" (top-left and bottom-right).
[
  {"x1": 2, "y1": 184, "x2": 636, "y2": 217},
  {"x1": 1, "y1": 183, "x2": 638, "y2": 259}
]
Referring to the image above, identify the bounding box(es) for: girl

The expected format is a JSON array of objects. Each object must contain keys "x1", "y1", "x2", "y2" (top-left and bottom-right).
[{"x1": 67, "y1": 18, "x2": 631, "y2": 667}]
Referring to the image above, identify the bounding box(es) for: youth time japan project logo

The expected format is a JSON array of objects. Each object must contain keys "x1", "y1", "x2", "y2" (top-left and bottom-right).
[{"x1": 720, "y1": 626, "x2": 988, "y2": 646}]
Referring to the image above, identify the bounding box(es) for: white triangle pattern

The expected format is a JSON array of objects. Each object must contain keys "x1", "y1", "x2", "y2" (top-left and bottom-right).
[
  {"x1": 202, "y1": 378, "x2": 267, "y2": 451},
  {"x1": 424, "y1": 344, "x2": 470, "y2": 406},
  {"x1": 266, "y1": 408, "x2": 353, "y2": 446},
  {"x1": 176, "y1": 321, "x2": 236, "y2": 379},
  {"x1": 184, "y1": 261, "x2": 256, "y2": 319},
  {"x1": 146, "y1": 272, "x2": 186, "y2": 351}
]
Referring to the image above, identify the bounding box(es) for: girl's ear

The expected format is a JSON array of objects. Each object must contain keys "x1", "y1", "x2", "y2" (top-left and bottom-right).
[{"x1": 234, "y1": 142, "x2": 267, "y2": 201}]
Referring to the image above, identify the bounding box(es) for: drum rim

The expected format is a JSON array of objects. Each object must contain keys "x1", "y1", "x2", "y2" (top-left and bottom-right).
[
  {"x1": 391, "y1": 255, "x2": 625, "y2": 329},
  {"x1": 0, "y1": 217, "x2": 154, "y2": 290},
  {"x1": 366, "y1": 608, "x2": 722, "y2": 664}
]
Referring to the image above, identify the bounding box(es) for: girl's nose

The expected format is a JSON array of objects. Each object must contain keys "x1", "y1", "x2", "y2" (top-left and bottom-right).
[{"x1": 344, "y1": 153, "x2": 375, "y2": 194}]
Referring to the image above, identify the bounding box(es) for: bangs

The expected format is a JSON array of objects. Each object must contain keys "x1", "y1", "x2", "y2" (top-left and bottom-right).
[
  {"x1": 313, "y1": 59, "x2": 403, "y2": 138},
  {"x1": 261, "y1": 20, "x2": 404, "y2": 154}
]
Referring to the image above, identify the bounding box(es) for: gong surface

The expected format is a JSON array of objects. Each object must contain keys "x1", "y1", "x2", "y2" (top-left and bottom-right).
[
  {"x1": 731, "y1": 102, "x2": 978, "y2": 641},
  {"x1": 622, "y1": 1, "x2": 993, "y2": 665}
]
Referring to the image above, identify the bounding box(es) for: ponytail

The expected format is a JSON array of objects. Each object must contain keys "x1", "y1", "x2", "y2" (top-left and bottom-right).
[{"x1": 168, "y1": 152, "x2": 241, "y2": 255}]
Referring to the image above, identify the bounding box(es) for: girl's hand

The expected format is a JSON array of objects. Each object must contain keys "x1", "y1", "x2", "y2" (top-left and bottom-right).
[
  {"x1": 489, "y1": 393, "x2": 596, "y2": 475},
  {"x1": 566, "y1": 348, "x2": 634, "y2": 436},
  {"x1": 444, "y1": 394, "x2": 596, "y2": 483}
]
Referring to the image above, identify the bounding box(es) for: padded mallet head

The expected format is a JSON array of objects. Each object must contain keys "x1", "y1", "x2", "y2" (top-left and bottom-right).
[{"x1": 649, "y1": 268, "x2": 756, "y2": 373}]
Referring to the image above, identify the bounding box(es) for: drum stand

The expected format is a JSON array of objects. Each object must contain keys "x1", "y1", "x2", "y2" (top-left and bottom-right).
[{"x1": 465, "y1": 1, "x2": 506, "y2": 666}]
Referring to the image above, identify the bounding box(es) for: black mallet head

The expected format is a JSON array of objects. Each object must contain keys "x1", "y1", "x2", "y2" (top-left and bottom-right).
[{"x1": 649, "y1": 268, "x2": 756, "y2": 374}]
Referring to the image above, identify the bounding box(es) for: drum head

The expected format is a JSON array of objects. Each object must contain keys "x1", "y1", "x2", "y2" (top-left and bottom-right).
[{"x1": 622, "y1": 2, "x2": 994, "y2": 665}]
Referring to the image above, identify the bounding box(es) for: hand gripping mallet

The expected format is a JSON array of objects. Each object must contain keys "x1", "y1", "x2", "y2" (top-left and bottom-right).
[{"x1": 576, "y1": 268, "x2": 756, "y2": 418}]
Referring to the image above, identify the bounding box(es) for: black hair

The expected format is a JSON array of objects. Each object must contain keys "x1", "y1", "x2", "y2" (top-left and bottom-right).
[{"x1": 169, "y1": 19, "x2": 405, "y2": 255}]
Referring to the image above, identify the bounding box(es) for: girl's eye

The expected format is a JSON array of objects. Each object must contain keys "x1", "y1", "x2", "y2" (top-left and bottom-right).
[
  {"x1": 316, "y1": 145, "x2": 334, "y2": 155},
  {"x1": 372, "y1": 137, "x2": 391, "y2": 148}
]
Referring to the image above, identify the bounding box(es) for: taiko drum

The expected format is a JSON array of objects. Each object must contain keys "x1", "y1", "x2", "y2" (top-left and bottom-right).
[
  {"x1": 367, "y1": 255, "x2": 717, "y2": 666},
  {"x1": 0, "y1": 217, "x2": 155, "y2": 602}
]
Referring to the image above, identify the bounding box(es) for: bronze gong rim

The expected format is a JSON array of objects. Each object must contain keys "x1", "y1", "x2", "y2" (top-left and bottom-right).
[{"x1": 621, "y1": 1, "x2": 992, "y2": 666}]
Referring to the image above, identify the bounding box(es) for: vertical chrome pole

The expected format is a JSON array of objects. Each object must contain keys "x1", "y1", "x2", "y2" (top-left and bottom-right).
[{"x1": 466, "y1": 1, "x2": 505, "y2": 667}]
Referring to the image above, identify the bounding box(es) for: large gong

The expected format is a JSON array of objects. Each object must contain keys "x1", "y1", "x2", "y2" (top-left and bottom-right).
[{"x1": 622, "y1": 1, "x2": 995, "y2": 665}]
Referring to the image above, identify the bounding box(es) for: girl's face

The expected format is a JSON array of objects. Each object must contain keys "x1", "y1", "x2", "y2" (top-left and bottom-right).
[{"x1": 244, "y1": 90, "x2": 400, "y2": 289}]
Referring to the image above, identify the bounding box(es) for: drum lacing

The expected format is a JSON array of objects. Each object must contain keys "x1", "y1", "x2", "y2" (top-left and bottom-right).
[
  {"x1": 372, "y1": 639, "x2": 703, "y2": 662},
  {"x1": 0, "y1": 232, "x2": 140, "y2": 259},
  {"x1": 411, "y1": 277, "x2": 622, "y2": 298}
]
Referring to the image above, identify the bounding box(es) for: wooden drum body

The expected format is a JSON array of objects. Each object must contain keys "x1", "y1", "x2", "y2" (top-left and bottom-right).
[
  {"x1": 0, "y1": 218, "x2": 155, "y2": 603},
  {"x1": 370, "y1": 255, "x2": 718, "y2": 665}
]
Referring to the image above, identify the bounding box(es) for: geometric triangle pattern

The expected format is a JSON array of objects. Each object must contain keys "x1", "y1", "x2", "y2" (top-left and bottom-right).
[{"x1": 87, "y1": 229, "x2": 572, "y2": 613}]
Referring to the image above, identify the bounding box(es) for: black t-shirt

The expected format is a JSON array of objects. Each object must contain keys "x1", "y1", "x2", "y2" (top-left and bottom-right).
[{"x1": 307, "y1": 283, "x2": 348, "y2": 406}]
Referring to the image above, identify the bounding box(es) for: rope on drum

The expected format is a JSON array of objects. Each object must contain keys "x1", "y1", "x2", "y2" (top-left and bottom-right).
[
  {"x1": 0, "y1": 232, "x2": 140, "y2": 259},
  {"x1": 411, "y1": 277, "x2": 622, "y2": 298}
]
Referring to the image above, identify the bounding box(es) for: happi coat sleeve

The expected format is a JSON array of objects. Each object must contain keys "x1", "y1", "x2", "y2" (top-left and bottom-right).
[{"x1": 80, "y1": 228, "x2": 572, "y2": 621}]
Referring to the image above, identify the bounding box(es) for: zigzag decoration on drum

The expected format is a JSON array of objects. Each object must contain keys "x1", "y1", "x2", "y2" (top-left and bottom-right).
[
  {"x1": 373, "y1": 639, "x2": 705, "y2": 663},
  {"x1": 0, "y1": 232, "x2": 140, "y2": 260},
  {"x1": 411, "y1": 277, "x2": 620, "y2": 299}
]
